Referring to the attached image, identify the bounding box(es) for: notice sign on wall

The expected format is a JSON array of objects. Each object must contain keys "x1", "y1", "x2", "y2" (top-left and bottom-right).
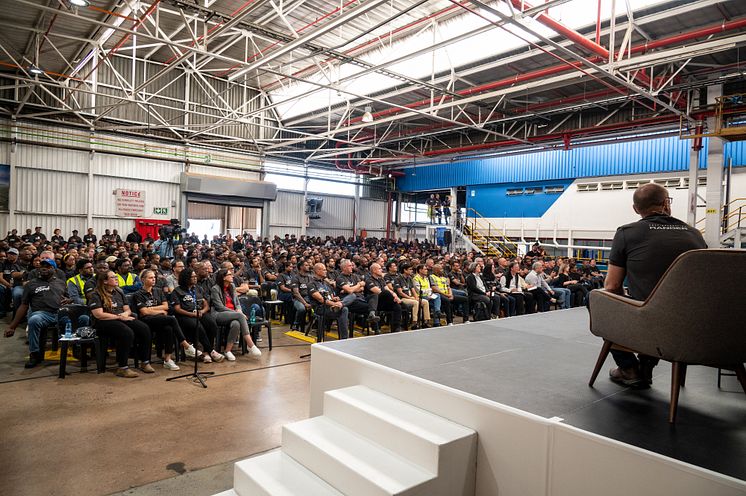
[{"x1": 115, "y1": 189, "x2": 146, "y2": 218}]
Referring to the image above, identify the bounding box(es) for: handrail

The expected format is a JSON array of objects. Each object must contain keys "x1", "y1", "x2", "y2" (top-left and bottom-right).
[
  {"x1": 694, "y1": 197, "x2": 746, "y2": 227},
  {"x1": 464, "y1": 207, "x2": 520, "y2": 256}
]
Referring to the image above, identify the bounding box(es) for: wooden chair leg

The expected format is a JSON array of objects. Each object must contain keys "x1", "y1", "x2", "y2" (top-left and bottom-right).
[
  {"x1": 734, "y1": 363, "x2": 746, "y2": 394},
  {"x1": 680, "y1": 363, "x2": 688, "y2": 387},
  {"x1": 717, "y1": 368, "x2": 723, "y2": 389},
  {"x1": 669, "y1": 361, "x2": 683, "y2": 424},
  {"x1": 589, "y1": 339, "x2": 613, "y2": 387}
]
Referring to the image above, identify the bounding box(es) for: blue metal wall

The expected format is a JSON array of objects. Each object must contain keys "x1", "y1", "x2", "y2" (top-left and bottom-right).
[
  {"x1": 466, "y1": 179, "x2": 574, "y2": 218},
  {"x1": 397, "y1": 135, "x2": 744, "y2": 192}
]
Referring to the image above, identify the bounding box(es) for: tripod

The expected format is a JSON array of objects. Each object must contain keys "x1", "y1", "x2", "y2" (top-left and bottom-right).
[{"x1": 167, "y1": 289, "x2": 214, "y2": 388}]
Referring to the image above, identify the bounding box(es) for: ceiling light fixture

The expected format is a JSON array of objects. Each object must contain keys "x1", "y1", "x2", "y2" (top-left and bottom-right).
[
  {"x1": 28, "y1": 65, "x2": 44, "y2": 76},
  {"x1": 361, "y1": 106, "x2": 374, "y2": 123},
  {"x1": 69, "y1": 0, "x2": 90, "y2": 6}
]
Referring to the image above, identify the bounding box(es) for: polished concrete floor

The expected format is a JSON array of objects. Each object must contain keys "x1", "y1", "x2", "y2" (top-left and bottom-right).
[{"x1": 0, "y1": 319, "x2": 312, "y2": 496}]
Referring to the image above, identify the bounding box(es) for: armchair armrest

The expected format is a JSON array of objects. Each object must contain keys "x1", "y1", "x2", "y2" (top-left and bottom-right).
[{"x1": 588, "y1": 290, "x2": 647, "y2": 351}]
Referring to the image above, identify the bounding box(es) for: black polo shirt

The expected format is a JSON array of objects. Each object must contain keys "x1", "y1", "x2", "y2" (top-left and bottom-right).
[
  {"x1": 88, "y1": 287, "x2": 126, "y2": 315},
  {"x1": 83, "y1": 234, "x2": 96, "y2": 244},
  {"x1": 278, "y1": 272, "x2": 295, "y2": 294},
  {"x1": 364, "y1": 274, "x2": 386, "y2": 295},
  {"x1": 394, "y1": 275, "x2": 414, "y2": 296},
  {"x1": 134, "y1": 287, "x2": 167, "y2": 311},
  {"x1": 22, "y1": 276, "x2": 67, "y2": 313},
  {"x1": 170, "y1": 286, "x2": 207, "y2": 312},
  {"x1": 308, "y1": 276, "x2": 334, "y2": 308},
  {"x1": 292, "y1": 273, "x2": 313, "y2": 299},
  {"x1": 335, "y1": 273, "x2": 360, "y2": 295},
  {"x1": 609, "y1": 214, "x2": 706, "y2": 300}
]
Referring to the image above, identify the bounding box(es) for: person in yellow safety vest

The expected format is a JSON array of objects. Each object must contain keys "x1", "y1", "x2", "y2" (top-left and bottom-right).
[
  {"x1": 114, "y1": 258, "x2": 143, "y2": 295},
  {"x1": 66, "y1": 259, "x2": 94, "y2": 305},
  {"x1": 413, "y1": 264, "x2": 442, "y2": 325}
]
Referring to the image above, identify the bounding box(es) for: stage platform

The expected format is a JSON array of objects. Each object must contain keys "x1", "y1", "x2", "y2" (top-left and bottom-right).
[{"x1": 308, "y1": 308, "x2": 746, "y2": 496}]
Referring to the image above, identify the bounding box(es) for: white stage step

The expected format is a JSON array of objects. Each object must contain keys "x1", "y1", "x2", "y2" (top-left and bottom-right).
[
  {"x1": 213, "y1": 490, "x2": 239, "y2": 496},
  {"x1": 217, "y1": 385, "x2": 477, "y2": 496},
  {"x1": 283, "y1": 416, "x2": 435, "y2": 496},
  {"x1": 323, "y1": 386, "x2": 476, "y2": 474},
  {"x1": 234, "y1": 449, "x2": 343, "y2": 496}
]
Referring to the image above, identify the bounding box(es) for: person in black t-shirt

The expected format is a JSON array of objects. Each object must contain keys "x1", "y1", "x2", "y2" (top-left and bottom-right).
[
  {"x1": 6, "y1": 229, "x2": 20, "y2": 244},
  {"x1": 83, "y1": 228, "x2": 97, "y2": 245},
  {"x1": 89, "y1": 271, "x2": 153, "y2": 377},
  {"x1": 604, "y1": 183, "x2": 706, "y2": 388},
  {"x1": 67, "y1": 230, "x2": 82, "y2": 246},
  {"x1": 308, "y1": 263, "x2": 349, "y2": 339},
  {"x1": 50, "y1": 229, "x2": 65, "y2": 245},
  {"x1": 5, "y1": 260, "x2": 89, "y2": 368},
  {"x1": 134, "y1": 269, "x2": 195, "y2": 370},
  {"x1": 364, "y1": 263, "x2": 402, "y2": 332},
  {"x1": 170, "y1": 267, "x2": 223, "y2": 363},
  {"x1": 126, "y1": 228, "x2": 142, "y2": 244},
  {"x1": 336, "y1": 259, "x2": 379, "y2": 323}
]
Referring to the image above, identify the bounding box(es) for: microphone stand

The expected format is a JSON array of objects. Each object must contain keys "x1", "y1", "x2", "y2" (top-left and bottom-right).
[{"x1": 167, "y1": 287, "x2": 214, "y2": 388}]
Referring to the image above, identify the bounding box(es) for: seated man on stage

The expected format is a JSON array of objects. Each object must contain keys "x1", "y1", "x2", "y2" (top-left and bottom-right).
[
  {"x1": 309, "y1": 263, "x2": 349, "y2": 339},
  {"x1": 603, "y1": 183, "x2": 706, "y2": 387}
]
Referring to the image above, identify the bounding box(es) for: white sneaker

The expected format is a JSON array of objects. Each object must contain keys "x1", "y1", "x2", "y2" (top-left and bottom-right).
[
  {"x1": 184, "y1": 344, "x2": 196, "y2": 358},
  {"x1": 249, "y1": 345, "x2": 262, "y2": 358},
  {"x1": 163, "y1": 359, "x2": 180, "y2": 371},
  {"x1": 202, "y1": 353, "x2": 212, "y2": 363},
  {"x1": 211, "y1": 350, "x2": 225, "y2": 363},
  {"x1": 224, "y1": 351, "x2": 236, "y2": 361}
]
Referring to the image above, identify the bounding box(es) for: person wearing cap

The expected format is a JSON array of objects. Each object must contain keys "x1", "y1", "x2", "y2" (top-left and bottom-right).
[
  {"x1": 50, "y1": 228, "x2": 64, "y2": 246},
  {"x1": 26, "y1": 251, "x2": 66, "y2": 281},
  {"x1": 67, "y1": 259, "x2": 94, "y2": 305},
  {"x1": 105, "y1": 255, "x2": 118, "y2": 270},
  {"x1": 4, "y1": 259, "x2": 89, "y2": 368},
  {"x1": 68, "y1": 230, "x2": 82, "y2": 245},
  {"x1": 6, "y1": 229, "x2": 20, "y2": 245}
]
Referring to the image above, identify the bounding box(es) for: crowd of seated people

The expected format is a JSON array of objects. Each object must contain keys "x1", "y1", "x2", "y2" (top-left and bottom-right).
[{"x1": 0, "y1": 227, "x2": 604, "y2": 375}]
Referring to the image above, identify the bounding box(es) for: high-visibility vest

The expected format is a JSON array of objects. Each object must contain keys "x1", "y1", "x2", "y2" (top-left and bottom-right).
[
  {"x1": 116, "y1": 272, "x2": 134, "y2": 288},
  {"x1": 67, "y1": 274, "x2": 87, "y2": 303}
]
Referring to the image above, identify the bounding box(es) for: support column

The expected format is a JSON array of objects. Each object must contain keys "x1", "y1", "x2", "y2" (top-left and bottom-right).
[
  {"x1": 353, "y1": 177, "x2": 361, "y2": 238},
  {"x1": 261, "y1": 200, "x2": 271, "y2": 239},
  {"x1": 704, "y1": 85, "x2": 724, "y2": 248},
  {"x1": 395, "y1": 192, "x2": 403, "y2": 240},
  {"x1": 449, "y1": 187, "x2": 458, "y2": 227},
  {"x1": 301, "y1": 165, "x2": 308, "y2": 236},
  {"x1": 686, "y1": 140, "x2": 701, "y2": 227},
  {"x1": 8, "y1": 119, "x2": 17, "y2": 229},
  {"x1": 87, "y1": 128, "x2": 94, "y2": 229}
]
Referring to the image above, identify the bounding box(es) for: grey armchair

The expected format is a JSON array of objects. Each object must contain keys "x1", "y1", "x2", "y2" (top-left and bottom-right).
[{"x1": 588, "y1": 248, "x2": 746, "y2": 423}]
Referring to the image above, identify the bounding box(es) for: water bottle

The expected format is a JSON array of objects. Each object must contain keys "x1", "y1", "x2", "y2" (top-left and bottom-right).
[
  {"x1": 64, "y1": 321, "x2": 73, "y2": 339},
  {"x1": 249, "y1": 306, "x2": 256, "y2": 325}
]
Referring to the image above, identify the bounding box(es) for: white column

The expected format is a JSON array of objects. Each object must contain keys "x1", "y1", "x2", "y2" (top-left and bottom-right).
[
  {"x1": 353, "y1": 177, "x2": 361, "y2": 237},
  {"x1": 686, "y1": 144, "x2": 700, "y2": 227},
  {"x1": 449, "y1": 187, "x2": 458, "y2": 227},
  {"x1": 8, "y1": 119, "x2": 17, "y2": 229},
  {"x1": 301, "y1": 166, "x2": 309, "y2": 236},
  {"x1": 87, "y1": 128, "x2": 94, "y2": 229},
  {"x1": 703, "y1": 85, "x2": 724, "y2": 247}
]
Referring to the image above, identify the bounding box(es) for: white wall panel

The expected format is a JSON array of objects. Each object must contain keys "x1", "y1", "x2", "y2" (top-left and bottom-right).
[
  {"x1": 92, "y1": 175, "x2": 179, "y2": 219},
  {"x1": 94, "y1": 154, "x2": 181, "y2": 183},
  {"x1": 358, "y1": 199, "x2": 388, "y2": 232},
  {"x1": 91, "y1": 218, "x2": 134, "y2": 237},
  {"x1": 270, "y1": 191, "x2": 304, "y2": 227},
  {"x1": 310, "y1": 195, "x2": 354, "y2": 230},
  {"x1": 16, "y1": 168, "x2": 86, "y2": 215},
  {"x1": 188, "y1": 164, "x2": 260, "y2": 180},
  {"x1": 269, "y1": 226, "x2": 301, "y2": 238},
  {"x1": 17, "y1": 145, "x2": 89, "y2": 173},
  {"x1": 15, "y1": 213, "x2": 87, "y2": 238}
]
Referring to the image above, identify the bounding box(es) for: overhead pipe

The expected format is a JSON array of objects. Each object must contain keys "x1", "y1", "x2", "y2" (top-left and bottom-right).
[{"x1": 347, "y1": 16, "x2": 746, "y2": 126}]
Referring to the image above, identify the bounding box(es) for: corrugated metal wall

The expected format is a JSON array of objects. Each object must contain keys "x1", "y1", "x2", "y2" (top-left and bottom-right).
[
  {"x1": 267, "y1": 190, "x2": 389, "y2": 239},
  {"x1": 188, "y1": 202, "x2": 225, "y2": 220},
  {"x1": 397, "y1": 135, "x2": 744, "y2": 191}
]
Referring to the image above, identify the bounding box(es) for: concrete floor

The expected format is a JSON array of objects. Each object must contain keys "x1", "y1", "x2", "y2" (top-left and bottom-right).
[{"x1": 0, "y1": 318, "x2": 312, "y2": 496}]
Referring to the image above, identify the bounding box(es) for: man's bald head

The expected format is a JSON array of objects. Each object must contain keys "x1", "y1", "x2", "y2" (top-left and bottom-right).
[{"x1": 633, "y1": 183, "x2": 670, "y2": 217}]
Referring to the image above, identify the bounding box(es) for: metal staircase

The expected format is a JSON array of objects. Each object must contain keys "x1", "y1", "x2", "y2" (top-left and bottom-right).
[
  {"x1": 696, "y1": 197, "x2": 746, "y2": 248},
  {"x1": 462, "y1": 208, "x2": 519, "y2": 257}
]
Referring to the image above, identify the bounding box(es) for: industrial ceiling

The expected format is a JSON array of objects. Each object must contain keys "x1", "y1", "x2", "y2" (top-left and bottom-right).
[{"x1": 0, "y1": 0, "x2": 744, "y2": 174}]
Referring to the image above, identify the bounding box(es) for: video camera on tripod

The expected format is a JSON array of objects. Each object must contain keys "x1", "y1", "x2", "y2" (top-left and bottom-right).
[{"x1": 159, "y1": 218, "x2": 187, "y2": 240}]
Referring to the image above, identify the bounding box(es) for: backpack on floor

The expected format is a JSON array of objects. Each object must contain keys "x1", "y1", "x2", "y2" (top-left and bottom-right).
[{"x1": 473, "y1": 301, "x2": 490, "y2": 321}]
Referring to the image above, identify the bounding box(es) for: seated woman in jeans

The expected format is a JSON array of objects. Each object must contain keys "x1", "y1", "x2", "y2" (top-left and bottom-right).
[
  {"x1": 134, "y1": 269, "x2": 196, "y2": 371},
  {"x1": 89, "y1": 271, "x2": 153, "y2": 378},
  {"x1": 210, "y1": 269, "x2": 261, "y2": 361}
]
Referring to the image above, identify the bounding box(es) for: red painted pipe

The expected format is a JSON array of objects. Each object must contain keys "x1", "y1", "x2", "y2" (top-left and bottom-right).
[{"x1": 347, "y1": 16, "x2": 746, "y2": 125}]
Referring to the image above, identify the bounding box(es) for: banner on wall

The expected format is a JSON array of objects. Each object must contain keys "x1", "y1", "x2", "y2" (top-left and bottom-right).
[
  {"x1": 115, "y1": 189, "x2": 146, "y2": 217},
  {"x1": 0, "y1": 164, "x2": 9, "y2": 211}
]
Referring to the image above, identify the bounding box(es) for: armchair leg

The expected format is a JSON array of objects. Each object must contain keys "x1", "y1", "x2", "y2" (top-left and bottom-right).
[
  {"x1": 589, "y1": 340, "x2": 613, "y2": 387},
  {"x1": 680, "y1": 363, "x2": 688, "y2": 387},
  {"x1": 734, "y1": 364, "x2": 746, "y2": 394},
  {"x1": 669, "y1": 362, "x2": 683, "y2": 424}
]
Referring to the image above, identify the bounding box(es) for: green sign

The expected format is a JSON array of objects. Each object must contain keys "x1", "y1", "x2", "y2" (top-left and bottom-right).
[{"x1": 153, "y1": 207, "x2": 169, "y2": 215}]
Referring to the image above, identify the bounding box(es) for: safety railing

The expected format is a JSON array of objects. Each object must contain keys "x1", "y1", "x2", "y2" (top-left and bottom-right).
[{"x1": 463, "y1": 208, "x2": 520, "y2": 257}]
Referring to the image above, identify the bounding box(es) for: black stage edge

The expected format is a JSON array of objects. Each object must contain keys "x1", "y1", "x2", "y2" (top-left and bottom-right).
[{"x1": 320, "y1": 308, "x2": 746, "y2": 481}]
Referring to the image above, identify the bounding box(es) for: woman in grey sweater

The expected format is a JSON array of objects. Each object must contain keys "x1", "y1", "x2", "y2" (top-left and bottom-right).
[{"x1": 211, "y1": 269, "x2": 261, "y2": 361}]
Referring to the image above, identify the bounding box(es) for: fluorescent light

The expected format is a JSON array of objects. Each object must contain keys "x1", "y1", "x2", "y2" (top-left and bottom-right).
[
  {"x1": 69, "y1": 0, "x2": 89, "y2": 6},
  {"x1": 361, "y1": 106, "x2": 374, "y2": 123},
  {"x1": 28, "y1": 66, "x2": 44, "y2": 75}
]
